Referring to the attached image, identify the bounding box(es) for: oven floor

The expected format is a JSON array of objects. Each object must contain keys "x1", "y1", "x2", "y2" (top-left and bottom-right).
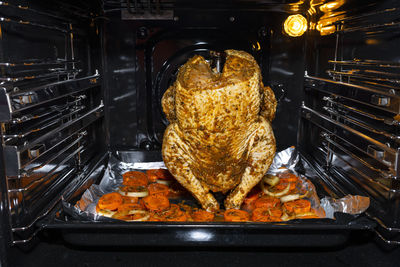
[{"x1": 7, "y1": 232, "x2": 400, "y2": 267}]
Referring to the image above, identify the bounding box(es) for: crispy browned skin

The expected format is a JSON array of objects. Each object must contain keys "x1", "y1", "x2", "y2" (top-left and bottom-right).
[{"x1": 162, "y1": 50, "x2": 276, "y2": 211}]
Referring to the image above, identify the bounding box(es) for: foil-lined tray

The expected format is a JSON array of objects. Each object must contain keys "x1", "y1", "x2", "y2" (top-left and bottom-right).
[{"x1": 62, "y1": 147, "x2": 370, "y2": 222}]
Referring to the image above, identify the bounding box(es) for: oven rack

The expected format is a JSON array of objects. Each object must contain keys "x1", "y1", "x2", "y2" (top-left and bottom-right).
[
  {"x1": 3, "y1": 104, "x2": 104, "y2": 176},
  {"x1": 323, "y1": 97, "x2": 400, "y2": 127},
  {"x1": 4, "y1": 104, "x2": 104, "y2": 239},
  {"x1": 323, "y1": 134, "x2": 392, "y2": 182},
  {"x1": 327, "y1": 69, "x2": 400, "y2": 89},
  {"x1": 11, "y1": 152, "x2": 108, "y2": 245},
  {"x1": 0, "y1": 59, "x2": 80, "y2": 68},
  {"x1": 328, "y1": 59, "x2": 400, "y2": 69},
  {"x1": 3, "y1": 105, "x2": 86, "y2": 141},
  {"x1": 0, "y1": 73, "x2": 100, "y2": 121},
  {"x1": 301, "y1": 105, "x2": 400, "y2": 179},
  {"x1": 0, "y1": 1, "x2": 94, "y2": 22},
  {"x1": 322, "y1": 106, "x2": 400, "y2": 145},
  {"x1": 304, "y1": 76, "x2": 400, "y2": 115},
  {"x1": 299, "y1": 106, "x2": 400, "y2": 240},
  {"x1": 300, "y1": 105, "x2": 400, "y2": 233},
  {"x1": 318, "y1": 5, "x2": 400, "y2": 35},
  {"x1": 8, "y1": 96, "x2": 86, "y2": 124}
]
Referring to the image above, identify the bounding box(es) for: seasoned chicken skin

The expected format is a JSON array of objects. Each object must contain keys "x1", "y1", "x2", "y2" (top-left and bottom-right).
[{"x1": 162, "y1": 50, "x2": 276, "y2": 211}]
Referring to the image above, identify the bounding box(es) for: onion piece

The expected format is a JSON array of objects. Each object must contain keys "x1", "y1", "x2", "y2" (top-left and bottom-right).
[
  {"x1": 280, "y1": 194, "x2": 300, "y2": 203},
  {"x1": 156, "y1": 179, "x2": 172, "y2": 186},
  {"x1": 97, "y1": 209, "x2": 117, "y2": 218},
  {"x1": 261, "y1": 181, "x2": 291, "y2": 197},
  {"x1": 126, "y1": 210, "x2": 150, "y2": 221},
  {"x1": 118, "y1": 188, "x2": 149, "y2": 198},
  {"x1": 299, "y1": 192, "x2": 309, "y2": 199},
  {"x1": 295, "y1": 212, "x2": 318, "y2": 218},
  {"x1": 263, "y1": 175, "x2": 280, "y2": 186},
  {"x1": 280, "y1": 212, "x2": 295, "y2": 221}
]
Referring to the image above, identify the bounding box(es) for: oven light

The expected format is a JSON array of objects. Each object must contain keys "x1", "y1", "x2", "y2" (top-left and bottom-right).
[{"x1": 283, "y1": 14, "x2": 308, "y2": 37}]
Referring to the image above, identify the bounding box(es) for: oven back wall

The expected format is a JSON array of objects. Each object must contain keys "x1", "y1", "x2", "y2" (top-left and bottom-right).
[{"x1": 103, "y1": 9, "x2": 306, "y2": 152}]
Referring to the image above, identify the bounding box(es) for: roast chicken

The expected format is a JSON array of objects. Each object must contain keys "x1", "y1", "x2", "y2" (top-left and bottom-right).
[{"x1": 162, "y1": 49, "x2": 276, "y2": 211}]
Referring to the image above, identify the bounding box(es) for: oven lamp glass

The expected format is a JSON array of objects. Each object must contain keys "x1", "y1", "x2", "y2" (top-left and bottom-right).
[{"x1": 284, "y1": 14, "x2": 308, "y2": 37}]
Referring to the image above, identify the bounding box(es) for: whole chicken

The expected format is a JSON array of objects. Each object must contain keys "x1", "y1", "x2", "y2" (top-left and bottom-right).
[{"x1": 162, "y1": 50, "x2": 276, "y2": 211}]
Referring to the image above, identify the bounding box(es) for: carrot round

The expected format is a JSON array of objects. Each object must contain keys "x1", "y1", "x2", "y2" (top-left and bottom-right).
[
  {"x1": 274, "y1": 178, "x2": 297, "y2": 191},
  {"x1": 148, "y1": 183, "x2": 169, "y2": 197},
  {"x1": 148, "y1": 212, "x2": 165, "y2": 221},
  {"x1": 252, "y1": 207, "x2": 282, "y2": 222},
  {"x1": 241, "y1": 201, "x2": 256, "y2": 213},
  {"x1": 243, "y1": 186, "x2": 261, "y2": 205},
  {"x1": 224, "y1": 209, "x2": 250, "y2": 222},
  {"x1": 283, "y1": 199, "x2": 311, "y2": 215},
  {"x1": 191, "y1": 209, "x2": 215, "y2": 222},
  {"x1": 146, "y1": 169, "x2": 174, "y2": 182},
  {"x1": 278, "y1": 172, "x2": 299, "y2": 182},
  {"x1": 112, "y1": 210, "x2": 149, "y2": 221},
  {"x1": 142, "y1": 195, "x2": 170, "y2": 212},
  {"x1": 163, "y1": 204, "x2": 187, "y2": 222},
  {"x1": 118, "y1": 203, "x2": 145, "y2": 212},
  {"x1": 254, "y1": 196, "x2": 280, "y2": 209},
  {"x1": 122, "y1": 171, "x2": 148, "y2": 186},
  {"x1": 98, "y1": 192, "x2": 123, "y2": 210},
  {"x1": 296, "y1": 208, "x2": 319, "y2": 219},
  {"x1": 121, "y1": 195, "x2": 138, "y2": 204}
]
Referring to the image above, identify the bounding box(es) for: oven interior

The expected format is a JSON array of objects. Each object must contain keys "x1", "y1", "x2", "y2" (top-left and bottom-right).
[{"x1": 1, "y1": 0, "x2": 400, "y2": 252}]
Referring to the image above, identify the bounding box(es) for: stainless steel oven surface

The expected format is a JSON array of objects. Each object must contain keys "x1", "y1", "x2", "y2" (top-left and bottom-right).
[{"x1": 1, "y1": 0, "x2": 400, "y2": 266}]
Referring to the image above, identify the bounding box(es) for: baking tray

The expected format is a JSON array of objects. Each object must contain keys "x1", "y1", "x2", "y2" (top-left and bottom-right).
[
  {"x1": 37, "y1": 150, "x2": 376, "y2": 248},
  {"x1": 42, "y1": 213, "x2": 374, "y2": 248}
]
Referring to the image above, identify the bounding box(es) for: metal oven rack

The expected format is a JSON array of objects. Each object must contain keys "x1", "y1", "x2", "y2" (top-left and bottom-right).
[
  {"x1": 0, "y1": 1, "x2": 105, "y2": 244},
  {"x1": 301, "y1": 3, "x2": 400, "y2": 245}
]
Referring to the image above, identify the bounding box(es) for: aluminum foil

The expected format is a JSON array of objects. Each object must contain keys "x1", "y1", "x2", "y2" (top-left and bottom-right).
[
  {"x1": 265, "y1": 146, "x2": 326, "y2": 219},
  {"x1": 320, "y1": 195, "x2": 370, "y2": 219},
  {"x1": 63, "y1": 147, "x2": 370, "y2": 221}
]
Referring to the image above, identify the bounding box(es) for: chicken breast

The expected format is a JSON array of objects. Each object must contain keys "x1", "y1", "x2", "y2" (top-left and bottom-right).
[{"x1": 162, "y1": 49, "x2": 276, "y2": 211}]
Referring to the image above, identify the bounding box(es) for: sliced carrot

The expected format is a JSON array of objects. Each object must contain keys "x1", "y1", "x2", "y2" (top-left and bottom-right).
[
  {"x1": 283, "y1": 199, "x2": 311, "y2": 215},
  {"x1": 191, "y1": 209, "x2": 215, "y2": 222},
  {"x1": 224, "y1": 209, "x2": 250, "y2": 222},
  {"x1": 274, "y1": 178, "x2": 297, "y2": 191},
  {"x1": 137, "y1": 198, "x2": 147, "y2": 209},
  {"x1": 241, "y1": 201, "x2": 256, "y2": 213},
  {"x1": 293, "y1": 199, "x2": 311, "y2": 214},
  {"x1": 254, "y1": 196, "x2": 280, "y2": 209},
  {"x1": 142, "y1": 194, "x2": 170, "y2": 212},
  {"x1": 243, "y1": 186, "x2": 261, "y2": 205},
  {"x1": 148, "y1": 183, "x2": 169, "y2": 197},
  {"x1": 148, "y1": 212, "x2": 165, "y2": 221},
  {"x1": 111, "y1": 210, "x2": 149, "y2": 221},
  {"x1": 121, "y1": 195, "x2": 138, "y2": 204},
  {"x1": 163, "y1": 204, "x2": 187, "y2": 222},
  {"x1": 118, "y1": 203, "x2": 145, "y2": 212},
  {"x1": 146, "y1": 169, "x2": 174, "y2": 182},
  {"x1": 252, "y1": 207, "x2": 283, "y2": 222},
  {"x1": 98, "y1": 192, "x2": 123, "y2": 210},
  {"x1": 278, "y1": 172, "x2": 299, "y2": 182},
  {"x1": 122, "y1": 171, "x2": 148, "y2": 186},
  {"x1": 296, "y1": 208, "x2": 319, "y2": 219}
]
